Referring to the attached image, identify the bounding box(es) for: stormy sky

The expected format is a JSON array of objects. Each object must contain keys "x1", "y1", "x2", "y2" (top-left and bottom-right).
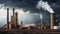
[{"x1": 0, "y1": 0, "x2": 60, "y2": 27}]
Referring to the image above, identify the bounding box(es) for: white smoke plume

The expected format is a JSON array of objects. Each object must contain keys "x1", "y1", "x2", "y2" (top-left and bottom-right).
[
  {"x1": 36, "y1": 0, "x2": 54, "y2": 13},
  {"x1": 40, "y1": 13, "x2": 43, "y2": 19}
]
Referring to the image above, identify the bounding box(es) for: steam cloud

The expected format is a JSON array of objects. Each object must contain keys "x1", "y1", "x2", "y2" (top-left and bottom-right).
[
  {"x1": 36, "y1": 0, "x2": 54, "y2": 13},
  {"x1": 40, "y1": 13, "x2": 43, "y2": 19}
]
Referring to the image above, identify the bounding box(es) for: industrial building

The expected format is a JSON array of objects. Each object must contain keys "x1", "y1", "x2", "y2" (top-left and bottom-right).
[
  {"x1": 0, "y1": 8, "x2": 60, "y2": 34},
  {"x1": 2, "y1": 8, "x2": 60, "y2": 30},
  {"x1": 3, "y1": 8, "x2": 22, "y2": 29}
]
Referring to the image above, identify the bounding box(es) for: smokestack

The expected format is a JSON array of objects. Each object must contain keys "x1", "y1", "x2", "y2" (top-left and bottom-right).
[
  {"x1": 21, "y1": 21, "x2": 23, "y2": 26},
  {"x1": 7, "y1": 8, "x2": 9, "y2": 29},
  {"x1": 13, "y1": 8, "x2": 15, "y2": 17},
  {"x1": 50, "y1": 13, "x2": 55, "y2": 29},
  {"x1": 15, "y1": 12, "x2": 18, "y2": 27}
]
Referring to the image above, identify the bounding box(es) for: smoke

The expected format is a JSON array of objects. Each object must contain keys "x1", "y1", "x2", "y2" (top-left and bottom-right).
[
  {"x1": 40, "y1": 13, "x2": 43, "y2": 19},
  {"x1": 36, "y1": 0, "x2": 54, "y2": 13}
]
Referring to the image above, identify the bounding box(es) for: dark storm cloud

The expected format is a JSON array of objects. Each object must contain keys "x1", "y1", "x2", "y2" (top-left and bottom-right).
[
  {"x1": 4, "y1": 0, "x2": 60, "y2": 14},
  {"x1": 43, "y1": 0, "x2": 58, "y2": 3},
  {"x1": 0, "y1": 0, "x2": 40, "y2": 13},
  {"x1": 0, "y1": 0, "x2": 59, "y2": 13}
]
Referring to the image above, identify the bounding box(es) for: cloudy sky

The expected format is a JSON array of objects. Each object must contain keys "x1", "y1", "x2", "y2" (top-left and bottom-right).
[{"x1": 0, "y1": 0, "x2": 60, "y2": 27}]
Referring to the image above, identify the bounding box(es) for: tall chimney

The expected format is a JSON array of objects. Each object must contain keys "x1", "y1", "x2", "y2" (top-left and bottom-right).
[
  {"x1": 13, "y1": 8, "x2": 15, "y2": 17},
  {"x1": 7, "y1": 8, "x2": 9, "y2": 29},
  {"x1": 15, "y1": 12, "x2": 18, "y2": 28},
  {"x1": 21, "y1": 21, "x2": 23, "y2": 26},
  {"x1": 50, "y1": 13, "x2": 55, "y2": 29}
]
